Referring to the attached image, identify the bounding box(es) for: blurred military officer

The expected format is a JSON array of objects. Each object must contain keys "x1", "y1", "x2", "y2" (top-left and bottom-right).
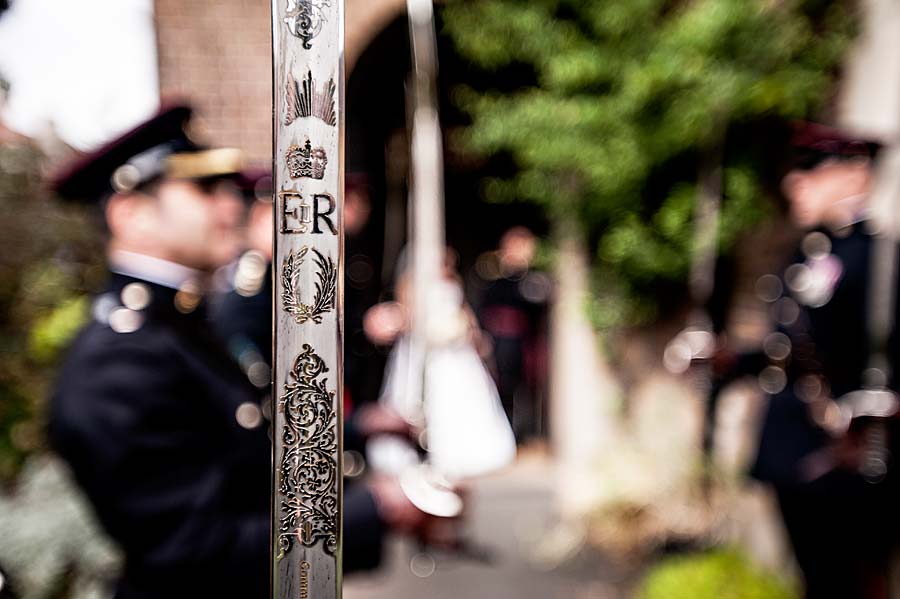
[
  {"x1": 750, "y1": 123, "x2": 900, "y2": 599},
  {"x1": 47, "y1": 105, "x2": 275, "y2": 599},
  {"x1": 48, "y1": 106, "x2": 433, "y2": 597}
]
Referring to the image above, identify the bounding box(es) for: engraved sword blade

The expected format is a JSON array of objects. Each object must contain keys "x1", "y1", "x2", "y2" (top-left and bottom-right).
[{"x1": 271, "y1": 0, "x2": 344, "y2": 598}]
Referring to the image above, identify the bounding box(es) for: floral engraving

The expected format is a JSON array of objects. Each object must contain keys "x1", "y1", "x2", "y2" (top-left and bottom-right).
[{"x1": 277, "y1": 344, "x2": 338, "y2": 559}]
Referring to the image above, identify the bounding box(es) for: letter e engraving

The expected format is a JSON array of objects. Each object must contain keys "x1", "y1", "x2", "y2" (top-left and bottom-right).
[{"x1": 281, "y1": 190, "x2": 312, "y2": 234}]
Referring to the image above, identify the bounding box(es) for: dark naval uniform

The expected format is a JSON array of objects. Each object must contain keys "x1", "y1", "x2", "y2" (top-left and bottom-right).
[
  {"x1": 48, "y1": 103, "x2": 386, "y2": 596},
  {"x1": 751, "y1": 226, "x2": 900, "y2": 598},
  {"x1": 50, "y1": 271, "x2": 271, "y2": 599},
  {"x1": 475, "y1": 267, "x2": 550, "y2": 442}
]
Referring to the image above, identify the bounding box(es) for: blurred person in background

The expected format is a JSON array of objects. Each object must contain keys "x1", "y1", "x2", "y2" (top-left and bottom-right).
[
  {"x1": 364, "y1": 248, "x2": 516, "y2": 485},
  {"x1": 47, "y1": 105, "x2": 274, "y2": 599},
  {"x1": 473, "y1": 226, "x2": 551, "y2": 443},
  {"x1": 749, "y1": 123, "x2": 900, "y2": 599},
  {"x1": 212, "y1": 170, "x2": 440, "y2": 572}
]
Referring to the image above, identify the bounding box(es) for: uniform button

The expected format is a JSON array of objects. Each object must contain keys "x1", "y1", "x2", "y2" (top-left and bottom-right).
[
  {"x1": 520, "y1": 272, "x2": 552, "y2": 303},
  {"x1": 111, "y1": 164, "x2": 141, "y2": 193},
  {"x1": 121, "y1": 282, "x2": 151, "y2": 311},
  {"x1": 784, "y1": 263, "x2": 812, "y2": 294},
  {"x1": 863, "y1": 367, "x2": 888, "y2": 389},
  {"x1": 763, "y1": 332, "x2": 792, "y2": 361},
  {"x1": 175, "y1": 281, "x2": 202, "y2": 314},
  {"x1": 108, "y1": 307, "x2": 144, "y2": 334},
  {"x1": 92, "y1": 293, "x2": 119, "y2": 325},
  {"x1": 795, "y1": 375, "x2": 824, "y2": 403},
  {"x1": 342, "y1": 450, "x2": 366, "y2": 477},
  {"x1": 759, "y1": 365, "x2": 787, "y2": 394},
  {"x1": 235, "y1": 251, "x2": 267, "y2": 297},
  {"x1": 802, "y1": 231, "x2": 831, "y2": 260},
  {"x1": 810, "y1": 398, "x2": 845, "y2": 433},
  {"x1": 347, "y1": 254, "x2": 374, "y2": 290},
  {"x1": 474, "y1": 251, "x2": 502, "y2": 281},
  {"x1": 755, "y1": 274, "x2": 783, "y2": 303},
  {"x1": 773, "y1": 297, "x2": 800, "y2": 326},
  {"x1": 663, "y1": 336, "x2": 693, "y2": 374},
  {"x1": 247, "y1": 361, "x2": 271, "y2": 389},
  {"x1": 235, "y1": 402, "x2": 263, "y2": 430}
]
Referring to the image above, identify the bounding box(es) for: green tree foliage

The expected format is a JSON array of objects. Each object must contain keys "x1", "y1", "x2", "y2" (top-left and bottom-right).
[
  {"x1": 0, "y1": 145, "x2": 103, "y2": 479},
  {"x1": 443, "y1": 0, "x2": 856, "y2": 325},
  {"x1": 638, "y1": 549, "x2": 797, "y2": 599}
]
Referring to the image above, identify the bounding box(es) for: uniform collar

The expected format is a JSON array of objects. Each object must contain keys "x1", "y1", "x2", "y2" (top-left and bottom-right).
[
  {"x1": 108, "y1": 250, "x2": 205, "y2": 291},
  {"x1": 100, "y1": 254, "x2": 209, "y2": 325}
]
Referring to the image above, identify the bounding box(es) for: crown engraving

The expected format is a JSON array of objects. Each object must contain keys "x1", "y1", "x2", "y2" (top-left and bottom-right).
[
  {"x1": 286, "y1": 140, "x2": 327, "y2": 180},
  {"x1": 285, "y1": 70, "x2": 337, "y2": 127}
]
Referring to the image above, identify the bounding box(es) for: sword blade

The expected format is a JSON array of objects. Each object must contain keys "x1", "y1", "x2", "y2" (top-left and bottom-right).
[{"x1": 271, "y1": 0, "x2": 345, "y2": 597}]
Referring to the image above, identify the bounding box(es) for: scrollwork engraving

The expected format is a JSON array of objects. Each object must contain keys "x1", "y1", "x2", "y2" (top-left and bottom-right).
[
  {"x1": 277, "y1": 344, "x2": 338, "y2": 559},
  {"x1": 284, "y1": 0, "x2": 331, "y2": 50}
]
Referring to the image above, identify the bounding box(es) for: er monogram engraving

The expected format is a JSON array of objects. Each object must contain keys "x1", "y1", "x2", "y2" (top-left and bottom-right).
[{"x1": 281, "y1": 191, "x2": 338, "y2": 236}]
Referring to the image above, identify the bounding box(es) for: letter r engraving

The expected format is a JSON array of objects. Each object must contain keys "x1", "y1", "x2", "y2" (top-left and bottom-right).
[{"x1": 312, "y1": 193, "x2": 338, "y2": 235}]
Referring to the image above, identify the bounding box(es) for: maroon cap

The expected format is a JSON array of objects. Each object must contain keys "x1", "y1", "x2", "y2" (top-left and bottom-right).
[
  {"x1": 50, "y1": 104, "x2": 197, "y2": 202},
  {"x1": 791, "y1": 121, "x2": 880, "y2": 158}
]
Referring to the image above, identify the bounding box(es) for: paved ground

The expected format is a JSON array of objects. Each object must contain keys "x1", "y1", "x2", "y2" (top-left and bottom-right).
[{"x1": 345, "y1": 454, "x2": 631, "y2": 599}]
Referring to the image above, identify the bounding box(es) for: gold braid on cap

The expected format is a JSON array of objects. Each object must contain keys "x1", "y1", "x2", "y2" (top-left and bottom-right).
[{"x1": 165, "y1": 148, "x2": 244, "y2": 180}]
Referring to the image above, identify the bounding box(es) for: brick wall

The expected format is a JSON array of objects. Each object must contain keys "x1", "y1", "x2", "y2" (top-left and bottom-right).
[{"x1": 154, "y1": 0, "x2": 272, "y2": 164}]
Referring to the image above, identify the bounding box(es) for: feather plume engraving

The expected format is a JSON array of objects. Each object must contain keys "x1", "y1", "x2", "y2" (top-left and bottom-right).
[{"x1": 285, "y1": 71, "x2": 337, "y2": 126}]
